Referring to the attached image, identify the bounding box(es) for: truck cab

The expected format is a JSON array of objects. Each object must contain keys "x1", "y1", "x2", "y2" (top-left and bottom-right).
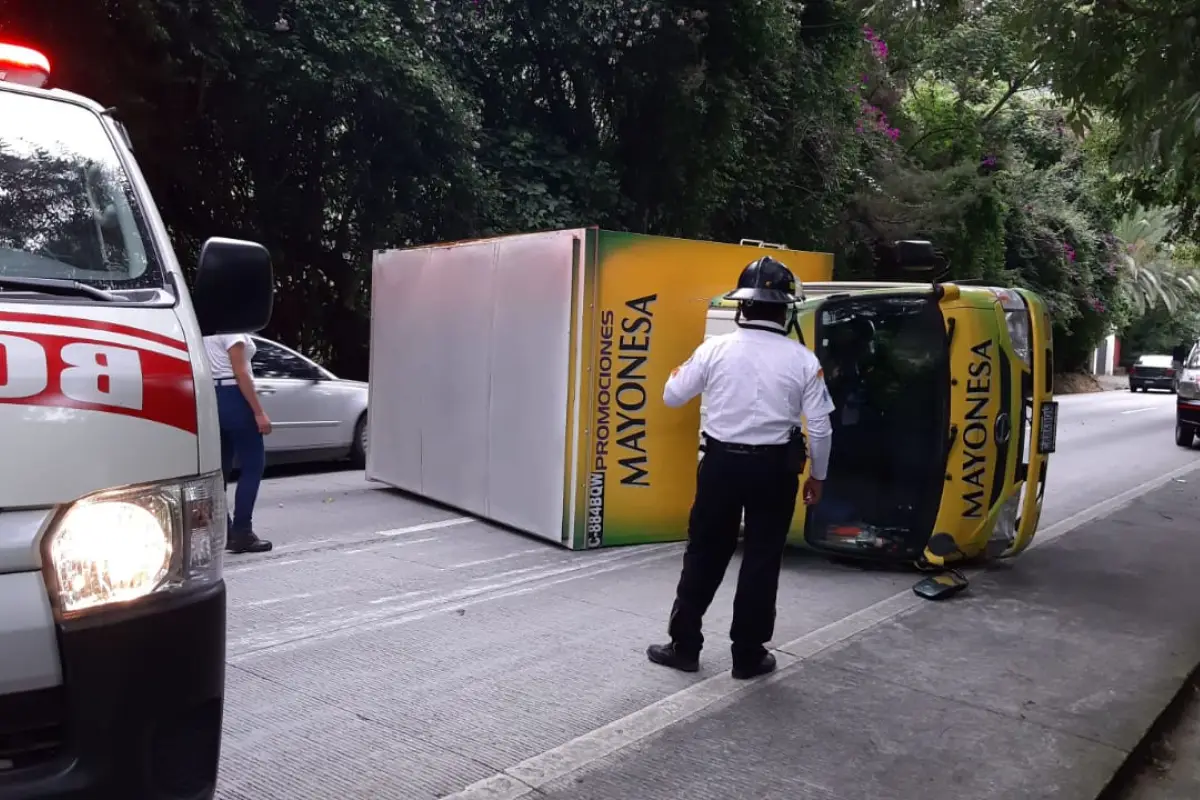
[
  {"x1": 705, "y1": 277, "x2": 1056, "y2": 568},
  {"x1": 0, "y1": 44, "x2": 272, "y2": 799}
]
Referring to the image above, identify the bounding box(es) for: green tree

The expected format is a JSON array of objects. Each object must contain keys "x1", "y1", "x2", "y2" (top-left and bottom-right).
[
  {"x1": 3, "y1": 0, "x2": 494, "y2": 376},
  {"x1": 1, "y1": 0, "x2": 1170, "y2": 380},
  {"x1": 1014, "y1": 1, "x2": 1200, "y2": 228},
  {"x1": 1112, "y1": 206, "x2": 1200, "y2": 315},
  {"x1": 1121, "y1": 302, "x2": 1200, "y2": 363}
]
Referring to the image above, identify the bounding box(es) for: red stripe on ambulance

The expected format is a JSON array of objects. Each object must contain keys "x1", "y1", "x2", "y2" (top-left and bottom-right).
[
  {"x1": 0, "y1": 310, "x2": 185, "y2": 349},
  {"x1": 0, "y1": 330, "x2": 197, "y2": 434}
]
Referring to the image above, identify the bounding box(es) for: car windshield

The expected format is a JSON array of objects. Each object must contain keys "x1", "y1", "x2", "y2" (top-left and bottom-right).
[
  {"x1": 808, "y1": 293, "x2": 950, "y2": 555},
  {"x1": 1138, "y1": 355, "x2": 1173, "y2": 367},
  {"x1": 1186, "y1": 347, "x2": 1200, "y2": 370},
  {"x1": 0, "y1": 89, "x2": 163, "y2": 289}
]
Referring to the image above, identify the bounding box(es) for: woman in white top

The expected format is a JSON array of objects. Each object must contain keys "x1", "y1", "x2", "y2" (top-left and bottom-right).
[{"x1": 203, "y1": 333, "x2": 274, "y2": 554}]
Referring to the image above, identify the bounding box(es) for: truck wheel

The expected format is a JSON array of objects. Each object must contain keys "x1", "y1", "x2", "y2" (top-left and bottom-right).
[
  {"x1": 351, "y1": 413, "x2": 368, "y2": 467},
  {"x1": 1176, "y1": 422, "x2": 1194, "y2": 448}
]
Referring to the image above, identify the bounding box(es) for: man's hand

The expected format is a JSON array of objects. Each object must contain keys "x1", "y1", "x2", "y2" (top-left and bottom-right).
[
  {"x1": 802, "y1": 477, "x2": 823, "y2": 505},
  {"x1": 255, "y1": 412, "x2": 273, "y2": 435}
]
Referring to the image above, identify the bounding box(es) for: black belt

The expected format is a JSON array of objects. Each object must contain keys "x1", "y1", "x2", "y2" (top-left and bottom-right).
[{"x1": 702, "y1": 434, "x2": 787, "y2": 455}]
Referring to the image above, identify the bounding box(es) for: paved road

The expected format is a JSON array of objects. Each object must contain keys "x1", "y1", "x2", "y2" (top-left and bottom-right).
[
  {"x1": 1042, "y1": 388, "x2": 1190, "y2": 527},
  {"x1": 216, "y1": 389, "x2": 1197, "y2": 799}
]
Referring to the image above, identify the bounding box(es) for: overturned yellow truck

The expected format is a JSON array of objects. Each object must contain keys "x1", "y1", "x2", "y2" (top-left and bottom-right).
[
  {"x1": 707, "y1": 272, "x2": 1057, "y2": 569},
  {"x1": 366, "y1": 229, "x2": 1057, "y2": 586}
]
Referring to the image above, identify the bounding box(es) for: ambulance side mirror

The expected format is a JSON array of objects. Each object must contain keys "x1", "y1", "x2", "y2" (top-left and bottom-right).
[{"x1": 192, "y1": 237, "x2": 275, "y2": 336}]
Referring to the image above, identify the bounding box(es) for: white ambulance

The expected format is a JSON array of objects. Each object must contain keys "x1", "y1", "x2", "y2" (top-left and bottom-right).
[{"x1": 0, "y1": 44, "x2": 272, "y2": 799}]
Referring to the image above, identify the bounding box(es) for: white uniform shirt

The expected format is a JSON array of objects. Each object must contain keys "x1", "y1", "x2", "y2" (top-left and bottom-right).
[
  {"x1": 204, "y1": 334, "x2": 256, "y2": 380},
  {"x1": 664, "y1": 327, "x2": 836, "y2": 477}
]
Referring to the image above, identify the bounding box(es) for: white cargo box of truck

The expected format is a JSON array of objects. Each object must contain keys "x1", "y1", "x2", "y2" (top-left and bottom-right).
[{"x1": 367, "y1": 228, "x2": 834, "y2": 549}]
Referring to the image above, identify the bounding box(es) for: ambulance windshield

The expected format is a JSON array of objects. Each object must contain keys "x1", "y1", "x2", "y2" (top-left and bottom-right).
[
  {"x1": 0, "y1": 89, "x2": 163, "y2": 291},
  {"x1": 807, "y1": 293, "x2": 950, "y2": 559}
]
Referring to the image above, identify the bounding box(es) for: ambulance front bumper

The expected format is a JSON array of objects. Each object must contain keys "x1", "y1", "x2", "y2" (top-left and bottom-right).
[{"x1": 0, "y1": 580, "x2": 225, "y2": 800}]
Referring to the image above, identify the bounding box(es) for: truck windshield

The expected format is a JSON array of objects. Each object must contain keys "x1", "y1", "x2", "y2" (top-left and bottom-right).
[
  {"x1": 807, "y1": 293, "x2": 950, "y2": 559},
  {"x1": 0, "y1": 89, "x2": 163, "y2": 290}
]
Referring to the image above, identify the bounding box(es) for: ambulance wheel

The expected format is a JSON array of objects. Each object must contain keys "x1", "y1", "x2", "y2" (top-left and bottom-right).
[
  {"x1": 1176, "y1": 421, "x2": 1194, "y2": 449},
  {"x1": 351, "y1": 413, "x2": 368, "y2": 467}
]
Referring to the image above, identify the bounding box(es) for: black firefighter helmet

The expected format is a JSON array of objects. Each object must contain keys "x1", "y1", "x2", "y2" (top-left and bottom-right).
[{"x1": 725, "y1": 256, "x2": 798, "y2": 305}]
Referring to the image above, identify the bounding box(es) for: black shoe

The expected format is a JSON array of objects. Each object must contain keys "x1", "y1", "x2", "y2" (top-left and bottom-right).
[
  {"x1": 647, "y1": 642, "x2": 700, "y2": 673},
  {"x1": 731, "y1": 652, "x2": 776, "y2": 680},
  {"x1": 226, "y1": 531, "x2": 273, "y2": 554}
]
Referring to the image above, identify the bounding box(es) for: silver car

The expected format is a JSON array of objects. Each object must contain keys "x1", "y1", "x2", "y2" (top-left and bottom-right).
[{"x1": 248, "y1": 336, "x2": 369, "y2": 466}]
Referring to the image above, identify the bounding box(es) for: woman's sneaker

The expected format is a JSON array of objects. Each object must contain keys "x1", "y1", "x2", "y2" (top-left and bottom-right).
[{"x1": 226, "y1": 530, "x2": 273, "y2": 554}]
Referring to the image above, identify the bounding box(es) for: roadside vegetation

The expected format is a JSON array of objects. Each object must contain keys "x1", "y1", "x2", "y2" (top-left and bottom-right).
[{"x1": 4, "y1": 0, "x2": 1200, "y2": 379}]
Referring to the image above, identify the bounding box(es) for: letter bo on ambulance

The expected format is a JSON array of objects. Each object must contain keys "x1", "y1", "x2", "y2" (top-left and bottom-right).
[{"x1": 0, "y1": 44, "x2": 272, "y2": 800}]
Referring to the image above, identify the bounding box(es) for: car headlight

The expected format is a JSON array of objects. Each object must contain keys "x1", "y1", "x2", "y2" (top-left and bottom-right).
[
  {"x1": 990, "y1": 288, "x2": 1031, "y2": 367},
  {"x1": 42, "y1": 471, "x2": 226, "y2": 617},
  {"x1": 1004, "y1": 309, "x2": 1031, "y2": 367}
]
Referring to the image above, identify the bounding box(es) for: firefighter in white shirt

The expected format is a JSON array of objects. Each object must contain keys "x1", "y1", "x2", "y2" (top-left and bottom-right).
[{"x1": 647, "y1": 256, "x2": 835, "y2": 680}]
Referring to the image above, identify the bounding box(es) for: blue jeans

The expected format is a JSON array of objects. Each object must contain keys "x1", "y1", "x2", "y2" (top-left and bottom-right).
[{"x1": 216, "y1": 385, "x2": 265, "y2": 535}]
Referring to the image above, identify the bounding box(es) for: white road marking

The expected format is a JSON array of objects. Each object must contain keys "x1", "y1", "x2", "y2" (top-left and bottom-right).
[
  {"x1": 224, "y1": 518, "x2": 473, "y2": 571},
  {"x1": 440, "y1": 458, "x2": 1200, "y2": 800},
  {"x1": 377, "y1": 517, "x2": 473, "y2": 537},
  {"x1": 229, "y1": 547, "x2": 682, "y2": 665},
  {"x1": 274, "y1": 537, "x2": 338, "y2": 552},
  {"x1": 369, "y1": 589, "x2": 435, "y2": 605},
  {"x1": 474, "y1": 563, "x2": 566, "y2": 582},
  {"x1": 224, "y1": 558, "x2": 301, "y2": 575},
  {"x1": 242, "y1": 588, "x2": 352, "y2": 607},
  {"x1": 447, "y1": 548, "x2": 546, "y2": 569},
  {"x1": 1121, "y1": 406, "x2": 1158, "y2": 414},
  {"x1": 228, "y1": 544, "x2": 678, "y2": 658},
  {"x1": 343, "y1": 536, "x2": 437, "y2": 554}
]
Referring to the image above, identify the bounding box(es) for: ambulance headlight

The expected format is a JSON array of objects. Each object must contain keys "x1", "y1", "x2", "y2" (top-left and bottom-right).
[{"x1": 42, "y1": 471, "x2": 226, "y2": 617}]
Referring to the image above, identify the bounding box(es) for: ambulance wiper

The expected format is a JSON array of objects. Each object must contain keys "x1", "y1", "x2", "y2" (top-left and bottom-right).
[{"x1": 0, "y1": 275, "x2": 118, "y2": 302}]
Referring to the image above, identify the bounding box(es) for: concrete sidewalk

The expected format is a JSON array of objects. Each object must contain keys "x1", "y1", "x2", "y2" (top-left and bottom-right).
[{"x1": 458, "y1": 476, "x2": 1200, "y2": 800}]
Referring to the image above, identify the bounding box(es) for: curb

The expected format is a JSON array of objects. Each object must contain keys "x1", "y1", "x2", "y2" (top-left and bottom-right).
[{"x1": 1095, "y1": 663, "x2": 1200, "y2": 799}]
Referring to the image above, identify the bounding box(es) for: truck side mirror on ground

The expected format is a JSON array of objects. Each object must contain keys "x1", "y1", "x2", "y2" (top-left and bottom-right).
[{"x1": 192, "y1": 237, "x2": 274, "y2": 336}]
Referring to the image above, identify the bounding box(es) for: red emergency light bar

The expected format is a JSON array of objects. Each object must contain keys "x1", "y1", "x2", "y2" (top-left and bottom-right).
[{"x1": 0, "y1": 43, "x2": 51, "y2": 89}]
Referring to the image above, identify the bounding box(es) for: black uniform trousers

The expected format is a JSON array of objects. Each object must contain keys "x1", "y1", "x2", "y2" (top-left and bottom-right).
[{"x1": 667, "y1": 435, "x2": 800, "y2": 665}]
